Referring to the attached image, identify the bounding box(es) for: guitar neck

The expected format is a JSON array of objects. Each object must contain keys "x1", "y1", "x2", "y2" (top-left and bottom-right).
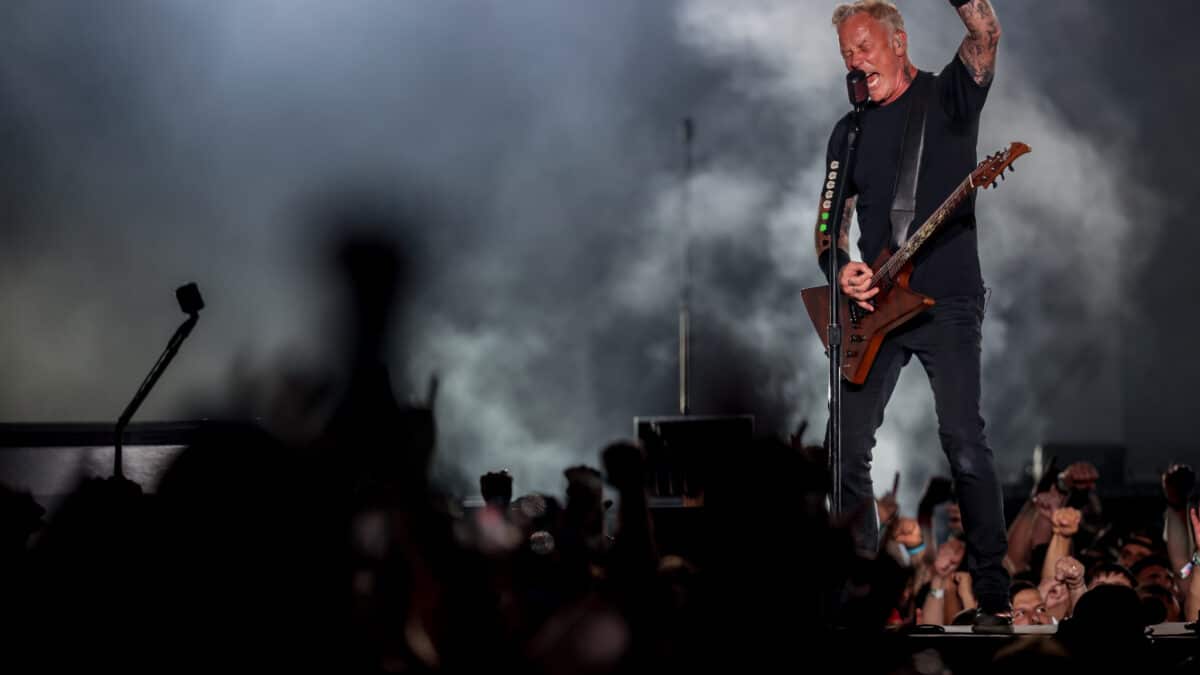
[{"x1": 872, "y1": 176, "x2": 975, "y2": 288}]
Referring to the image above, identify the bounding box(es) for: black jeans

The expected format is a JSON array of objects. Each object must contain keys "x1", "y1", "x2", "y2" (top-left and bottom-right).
[{"x1": 827, "y1": 294, "x2": 1010, "y2": 611}]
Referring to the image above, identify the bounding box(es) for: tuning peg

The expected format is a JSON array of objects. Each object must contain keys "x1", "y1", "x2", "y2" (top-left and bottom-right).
[{"x1": 1009, "y1": 162, "x2": 1016, "y2": 171}]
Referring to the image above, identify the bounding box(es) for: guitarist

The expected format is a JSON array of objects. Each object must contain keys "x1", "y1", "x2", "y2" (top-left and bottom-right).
[{"x1": 817, "y1": 0, "x2": 1011, "y2": 628}]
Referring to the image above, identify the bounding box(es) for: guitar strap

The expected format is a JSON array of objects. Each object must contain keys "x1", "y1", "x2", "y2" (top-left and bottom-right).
[{"x1": 890, "y1": 73, "x2": 933, "y2": 249}]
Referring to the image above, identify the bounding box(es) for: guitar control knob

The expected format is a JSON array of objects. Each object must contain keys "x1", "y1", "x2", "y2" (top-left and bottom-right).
[
  {"x1": 850, "y1": 335, "x2": 864, "y2": 343},
  {"x1": 846, "y1": 350, "x2": 857, "y2": 358}
]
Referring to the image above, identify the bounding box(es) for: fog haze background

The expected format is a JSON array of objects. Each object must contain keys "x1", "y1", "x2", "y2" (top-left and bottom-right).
[{"x1": 2, "y1": 1, "x2": 1196, "y2": 507}]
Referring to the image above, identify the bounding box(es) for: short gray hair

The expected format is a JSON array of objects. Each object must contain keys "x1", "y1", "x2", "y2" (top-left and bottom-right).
[{"x1": 831, "y1": 0, "x2": 906, "y2": 36}]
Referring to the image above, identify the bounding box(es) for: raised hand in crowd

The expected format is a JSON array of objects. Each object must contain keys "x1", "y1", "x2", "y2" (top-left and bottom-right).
[
  {"x1": 602, "y1": 441, "x2": 646, "y2": 494},
  {"x1": 1043, "y1": 507, "x2": 1081, "y2": 587},
  {"x1": 1162, "y1": 463, "x2": 1195, "y2": 512},
  {"x1": 480, "y1": 469, "x2": 514, "y2": 509},
  {"x1": 917, "y1": 476, "x2": 954, "y2": 521},
  {"x1": 1034, "y1": 489, "x2": 1067, "y2": 523},
  {"x1": 920, "y1": 538, "x2": 965, "y2": 625},
  {"x1": 914, "y1": 476, "x2": 952, "y2": 571},
  {"x1": 1005, "y1": 470, "x2": 1065, "y2": 574},
  {"x1": 1054, "y1": 555, "x2": 1085, "y2": 588},
  {"x1": 893, "y1": 517, "x2": 923, "y2": 551},
  {"x1": 933, "y1": 538, "x2": 965, "y2": 579},
  {"x1": 889, "y1": 516, "x2": 929, "y2": 590},
  {"x1": 876, "y1": 472, "x2": 900, "y2": 530},
  {"x1": 600, "y1": 441, "x2": 657, "y2": 584},
  {"x1": 1058, "y1": 461, "x2": 1100, "y2": 493},
  {"x1": 1162, "y1": 463, "x2": 1196, "y2": 585},
  {"x1": 1187, "y1": 505, "x2": 1200, "y2": 621},
  {"x1": 563, "y1": 465, "x2": 606, "y2": 550},
  {"x1": 1053, "y1": 555, "x2": 1086, "y2": 616},
  {"x1": 1056, "y1": 461, "x2": 1105, "y2": 553},
  {"x1": 1051, "y1": 507, "x2": 1082, "y2": 538},
  {"x1": 1039, "y1": 577, "x2": 1071, "y2": 623}
]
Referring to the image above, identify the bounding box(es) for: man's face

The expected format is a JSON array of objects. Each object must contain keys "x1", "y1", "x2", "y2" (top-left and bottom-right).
[
  {"x1": 1136, "y1": 564, "x2": 1174, "y2": 592},
  {"x1": 837, "y1": 13, "x2": 908, "y2": 105},
  {"x1": 1118, "y1": 542, "x2": 1152, "y2": 569},
  {"x1": 1088, "y1": 571, "x2": 1133, "y2": 590},
  {"x1": 1011, "y1": 588, "x2": 1048, "y2": 626}
]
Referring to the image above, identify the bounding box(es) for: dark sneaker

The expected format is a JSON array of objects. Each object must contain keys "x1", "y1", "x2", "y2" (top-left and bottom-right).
[{"x1": 971, "y1": 608, "x2": 1014, "y2": 634}]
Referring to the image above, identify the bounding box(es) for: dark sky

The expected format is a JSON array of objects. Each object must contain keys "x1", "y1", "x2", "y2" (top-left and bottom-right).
[{"x1": 1, "y1": 1, "x2": 1196, "y2": 503}]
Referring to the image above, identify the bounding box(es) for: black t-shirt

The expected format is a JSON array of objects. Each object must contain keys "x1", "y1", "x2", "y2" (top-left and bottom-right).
[{"x1": 825, "y1": 54, "x2": 990, "y2": 299}]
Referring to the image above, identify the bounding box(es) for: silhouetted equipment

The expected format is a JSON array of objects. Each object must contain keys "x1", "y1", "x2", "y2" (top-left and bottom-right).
[
  {"x1": 634, "y1": 414, "x2": 754, "y2": 505},
  {"x1": 113, "y1": 283, "x2": 204, "y2": 480}
]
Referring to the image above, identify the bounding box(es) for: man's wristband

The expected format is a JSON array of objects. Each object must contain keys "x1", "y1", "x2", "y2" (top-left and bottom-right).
[
  {"x1": 1182, "y1": 550, "x2": 1200, "y2": 580},
  {"x1": 1056, "y1": 473, "x2": 1071, "y2": 494},
  {"x1": 949, "y1": 0, "x2": 972, "y2": 8}
]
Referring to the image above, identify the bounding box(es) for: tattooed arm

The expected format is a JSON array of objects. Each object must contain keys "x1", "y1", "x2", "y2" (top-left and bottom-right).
[
  {"x1": 815, "y1": 196, "x2": 855, "y2": 281},
  {"x1": 955, "y1": 0, "x2": 1001, "y2": 87}
]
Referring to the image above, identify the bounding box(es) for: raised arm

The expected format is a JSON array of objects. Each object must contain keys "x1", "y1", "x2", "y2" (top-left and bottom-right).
[
  {"x1": 1187, "y1": 507, "x2": 1200, "y2": 621},
  {"x1": 953, "y1": 0, "x2": 1001, "y2": 87},
  {"x1": 1006, "y1": 489, "x2": 1063, "y2": 574},
  {"x1": 1162, "y1": 464, "x2": 1196, "y2": 578},
  {"x1": 1041, "y1": 507, "x2": 1081, "y2": 584}
]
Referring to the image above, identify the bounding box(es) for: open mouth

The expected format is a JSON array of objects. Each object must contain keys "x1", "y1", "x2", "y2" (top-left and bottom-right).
[{"x1": 867, "y1": 73, "x2": 881, "y2": 88}]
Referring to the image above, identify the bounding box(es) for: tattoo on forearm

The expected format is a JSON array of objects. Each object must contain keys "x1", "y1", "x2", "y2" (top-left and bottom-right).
[
  {"x1": 840, "y1": 197, "x2": 855, "y2": 250},
  {"x1": 814, "y1": 197, "x2": 854, "y2": 260},
  {"x1": 956, "y1": 0, "x2": 1000, "y2": 86}
]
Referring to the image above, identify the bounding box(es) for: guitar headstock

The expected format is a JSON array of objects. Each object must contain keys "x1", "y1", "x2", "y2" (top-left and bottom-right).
[{"x1": 971, "y1": 142, "x2": 1031, "y2": 190}]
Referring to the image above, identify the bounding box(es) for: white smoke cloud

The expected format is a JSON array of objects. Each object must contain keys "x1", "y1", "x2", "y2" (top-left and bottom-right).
[
  {"x1": 0, "y1": 0, "x2": 1164, "y2": 510},
  {"x1": 671, "y1": 0, "x2": 1159, "y2": 510}
]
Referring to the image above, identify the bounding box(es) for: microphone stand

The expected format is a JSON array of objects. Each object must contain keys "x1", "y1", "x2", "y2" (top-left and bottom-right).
[
  {"x1": 825, "y1": 99, "x2": 865, "y2": 517},
  {"x1": 113, "y1": 283, "x2": 204, "y2": 480},
  {"x1": 679, "y1": 117, "x2": 694, "y2": 416}
]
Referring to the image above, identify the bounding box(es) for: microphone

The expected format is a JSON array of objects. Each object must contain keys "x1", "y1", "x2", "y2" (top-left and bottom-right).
[{"x1": 846, "y1": 69, "x2": 869, "y2": 111}]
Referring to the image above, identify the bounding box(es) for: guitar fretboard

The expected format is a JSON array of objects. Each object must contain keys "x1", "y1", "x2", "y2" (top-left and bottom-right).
[{"x1": 870, "y1": 177, "x2": 974, "y2": 289}]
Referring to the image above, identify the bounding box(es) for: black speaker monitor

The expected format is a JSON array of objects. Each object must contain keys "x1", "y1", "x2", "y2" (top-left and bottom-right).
[{"x1": 634, "y1": 415, "x2": 754, "y2": 504}]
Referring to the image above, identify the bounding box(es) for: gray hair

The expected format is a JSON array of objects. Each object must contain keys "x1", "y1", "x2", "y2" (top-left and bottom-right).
[{"x1": 831, "y1": 0, "x2": 906, "y2": 36}]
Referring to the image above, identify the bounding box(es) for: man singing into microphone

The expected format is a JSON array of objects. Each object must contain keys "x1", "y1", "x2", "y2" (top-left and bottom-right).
[{"x1": 815, "y1": 0, "x2": 1010, "y2": 627}]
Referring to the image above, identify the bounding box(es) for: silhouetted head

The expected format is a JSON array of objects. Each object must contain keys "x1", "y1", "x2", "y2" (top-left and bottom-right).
[{"x1": 1086, "y1": 561, "x2": 1136, "y2": 590}]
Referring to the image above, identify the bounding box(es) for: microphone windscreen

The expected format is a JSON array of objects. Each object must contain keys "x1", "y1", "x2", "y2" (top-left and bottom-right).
[{"x1": 846, "y1": 69, "x2": 869, "y2": 107}]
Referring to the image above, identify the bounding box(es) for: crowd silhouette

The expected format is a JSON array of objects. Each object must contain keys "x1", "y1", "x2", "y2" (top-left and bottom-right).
[{"x1": 0, "y1": 200, "x2": 1197, "y2": 673}]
